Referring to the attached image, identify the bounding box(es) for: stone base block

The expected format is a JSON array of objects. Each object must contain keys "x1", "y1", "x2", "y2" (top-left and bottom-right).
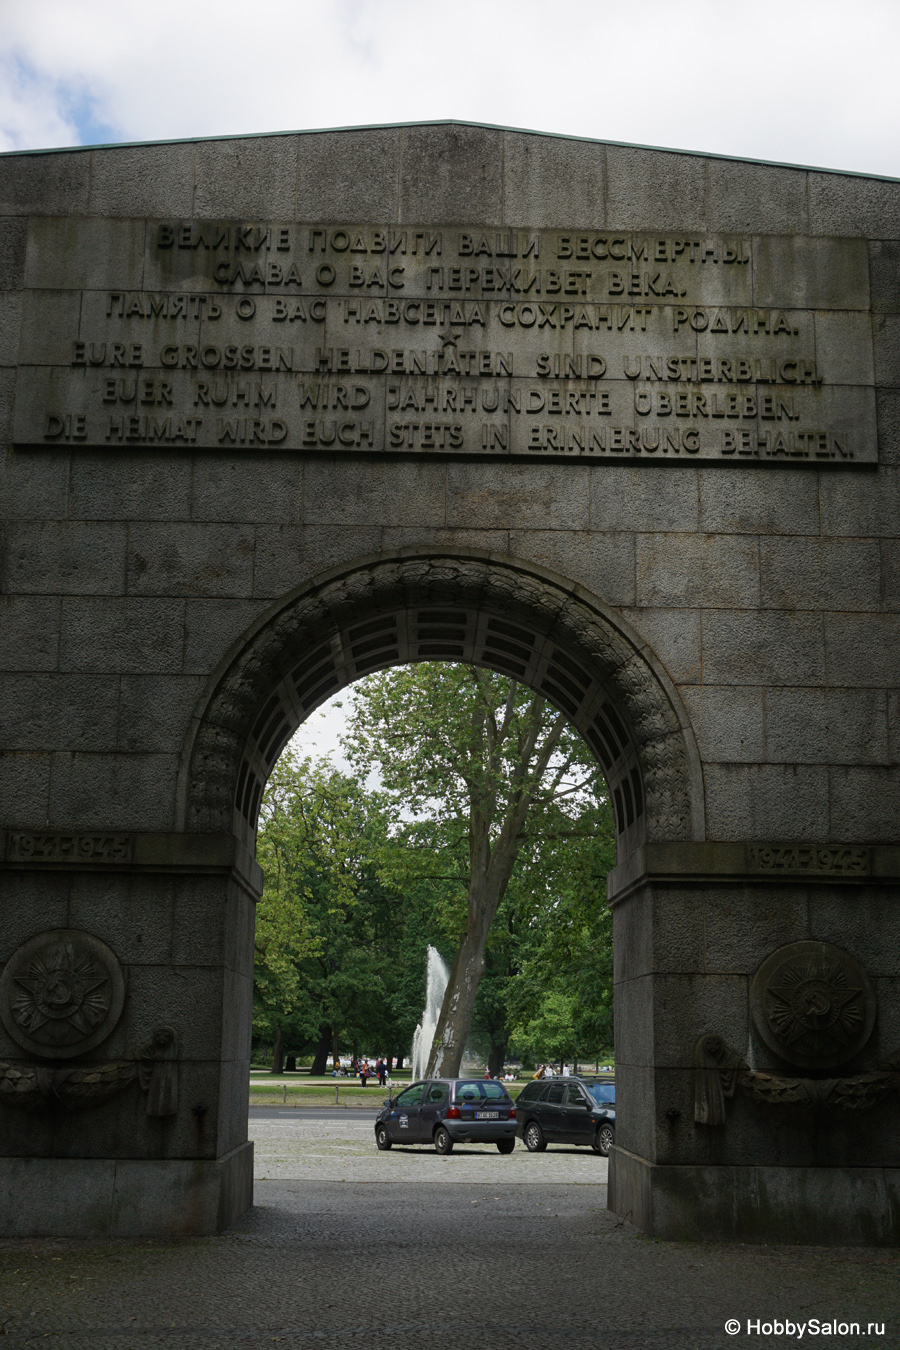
[
  {"x1": 609, "y1": 1146, "x2": 900, "y2": 1245},
  {"x1": 0, "y1": 1142, "x2": 253, "y2": 1238}
]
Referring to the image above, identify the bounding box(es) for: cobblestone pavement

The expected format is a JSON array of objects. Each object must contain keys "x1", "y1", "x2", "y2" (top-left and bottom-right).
[
  {"x1": 1, "y1": 1115, "x2": 897, "y2": 1348},
  {"x1": 251, "y1": 1108, "x2": 609, "y2": 1184}
]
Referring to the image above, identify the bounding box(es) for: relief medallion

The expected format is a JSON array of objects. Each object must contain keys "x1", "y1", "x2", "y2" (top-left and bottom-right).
[
  {"x1": 750, "y1": 940, "x2": 875, "y2": 1071},
  {"x1": 0, "y1": 929, "x2": 126, "y2": 1059}
]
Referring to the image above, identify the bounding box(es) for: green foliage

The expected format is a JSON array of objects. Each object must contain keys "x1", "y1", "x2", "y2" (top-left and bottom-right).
[
  {"x1": 342, "y1": 663, "x2": 602, "y2": 851},
  {"x1": 253, "y1": 664, "x2": 618, "y2": 1070},
  {"x1": 254, "y1": 750, "x2": 410, "y2": 1054},
  {"x1": 471, "y1": 790, "x2": 617, "y2": 1065},
  {"x1": 344, "y1": 663, "x2": 616, "y2": 1067}
]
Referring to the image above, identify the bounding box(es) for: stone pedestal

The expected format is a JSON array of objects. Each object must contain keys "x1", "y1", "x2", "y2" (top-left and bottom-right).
[
  {"x1": 0, "y1": 835, "x2": 260, "y2": 1237},
  {"x1": 609, "y1": 1149, "x2": 900, "y2": 1246},
  {"x1": 607, "y1": 843, "x2": 900, "y2": 1246},
  {"x1": 0, "y1": 1143, "x2": 253, "y2": 1238}
]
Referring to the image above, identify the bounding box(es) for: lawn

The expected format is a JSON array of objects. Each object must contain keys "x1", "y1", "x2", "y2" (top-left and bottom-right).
[
  {"x1": 247, "y1": 1069, "x2": 613, "y2": 1107},
  {"x1": 249, "y1": 1081, "x2": 393, "y2": 1107}
]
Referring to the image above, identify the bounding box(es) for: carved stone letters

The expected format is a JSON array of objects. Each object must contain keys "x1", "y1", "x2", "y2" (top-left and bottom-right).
[{"x1": 12, "y1": 219, "x2": 878, "y2": 465}]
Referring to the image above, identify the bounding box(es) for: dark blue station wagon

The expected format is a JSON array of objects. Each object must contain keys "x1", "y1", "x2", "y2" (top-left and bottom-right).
[
  {"x1": 514, "y1": 1077, "x2": 616, "y2": 1155},
  {"x1": 375, "y1": 1078, "x2": 517, "y2": 1154}
]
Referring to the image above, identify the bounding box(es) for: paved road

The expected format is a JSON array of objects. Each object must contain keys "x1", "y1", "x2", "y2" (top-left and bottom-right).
[
  {"x1": 251, "y1": 1105, "x2": 609, "y2": 1184},
  {"x1": 1, "y1": 1114, "x2": 897, "y2": 1347},
  {"x1": 2, "y1": 1183, "x2": 897, "y2": 1348}
]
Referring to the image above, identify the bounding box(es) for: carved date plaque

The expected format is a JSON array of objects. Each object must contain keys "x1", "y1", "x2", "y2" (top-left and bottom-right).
[
  {"x1": 0, "y1": 929, "x2": 126, "y2": 1059},
  {"x1": 6, "y1": 832, "x2": 133, "y2": 864},
  {"x1": 750, "y1": 940, "x2": 875, "y2": 1071}
]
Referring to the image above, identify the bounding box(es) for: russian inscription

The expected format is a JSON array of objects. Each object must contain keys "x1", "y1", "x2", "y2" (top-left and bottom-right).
[{"x1": 13, "y1": 219, "x2": 877, "y2": 464}]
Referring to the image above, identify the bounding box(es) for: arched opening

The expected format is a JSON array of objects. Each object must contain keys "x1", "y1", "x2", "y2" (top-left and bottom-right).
[
  {"x1": 174, "y1": 547, "x2": 704, "y2": 1227},
  {"x1": 180, "y1": 549, "x2": 703, "y2": 858},
  {"x1": 252, "y1": 659, "x2": 619, "y2": 1082}
]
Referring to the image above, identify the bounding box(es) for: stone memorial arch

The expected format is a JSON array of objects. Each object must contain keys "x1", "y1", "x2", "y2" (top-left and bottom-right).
[{"x1": 0, "y1": 123, "x2": 898, "y2": 1244}]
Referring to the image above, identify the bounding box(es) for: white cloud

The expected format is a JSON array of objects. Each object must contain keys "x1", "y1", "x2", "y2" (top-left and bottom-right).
[
  {"x1": 1, "y1": 0, "x2": 899, "y2": 174},
  {"x1": 0, "y1": 53, "x2": 79, "y2": 152},
  {"x1": 289, "y1": 693, "x2": 353, "y2": 772}
]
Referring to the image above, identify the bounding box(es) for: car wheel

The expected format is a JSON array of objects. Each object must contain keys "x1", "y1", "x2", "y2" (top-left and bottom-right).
[
  {"x1": 496, "y1": 1138, "x2": 515, "y2": 1154},
  {"x1": 434, "y1": 1126, "x2": 454, "y2": 1154},
  {"x1": 596, "y1": 1124, "x2": 615, "y2": 1156},
  {"x1": 524, "y1": 1121, "x2": 547, "y2": 1152},
  {"x1": 375, "y1": 1125, "x2": 392, "y2": 1151}
]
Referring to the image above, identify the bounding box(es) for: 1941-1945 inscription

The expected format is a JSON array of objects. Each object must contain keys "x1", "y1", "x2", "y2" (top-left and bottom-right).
[{"x1": 13, "y1": 218, "x2": 877, "y2": 464}]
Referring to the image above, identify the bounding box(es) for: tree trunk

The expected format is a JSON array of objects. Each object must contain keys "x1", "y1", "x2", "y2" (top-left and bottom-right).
[
  {"x1": 270, "y1": 1027, "x2": 285, "y2": 1075},
  {"x1": 310, "y1": 1026, "x2": 332, "y2": 1075},
  {"x1": 394, "y1": 1053, "x2": 404, "y2": 1070},
  {"x1": 285, "y1": 1054, "x2": 297, "y2": 1072},
  {"x1": 428, "y1": 908, "x2": 495, "y2": 1077},
  {"x1": 427, "y1": 826, "x2": 521, "y2": 1077},
  {"x1": 487, "y1": 1038, "x2": 506, "y2": 1079},
  {"x1": 425, "y1": 680, "x2": 570, "y2": 1080}
]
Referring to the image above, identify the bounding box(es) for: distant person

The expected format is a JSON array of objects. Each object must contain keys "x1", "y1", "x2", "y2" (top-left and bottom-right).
[
  {"x1": 359, "y1": 1060, "x2": 370, "y2": 1087},
  {"x1": 483, "y1": 1068, "x2": 492, "y2": 1079},
  {"x1": 376, "y1": 1057, "x2": 387, "y2": 1086},
  {"x1": 562, "y1": 1063, "x2": 570, "y2": 1077}
]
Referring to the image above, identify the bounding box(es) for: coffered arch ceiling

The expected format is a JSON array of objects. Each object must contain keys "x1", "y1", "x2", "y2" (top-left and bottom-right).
[{"x1": 180, "y1": 550, "x2": 704, "y2": 854}]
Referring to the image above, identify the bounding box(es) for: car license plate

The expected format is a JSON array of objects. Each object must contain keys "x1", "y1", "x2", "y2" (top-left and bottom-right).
[{"x1": 476, "y1": 1110, "x2": 499, "y2": 1119}]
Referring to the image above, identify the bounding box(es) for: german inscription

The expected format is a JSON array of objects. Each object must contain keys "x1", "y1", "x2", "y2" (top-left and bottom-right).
[{"x1": 13, "y1": 219, "x2": 877, "y2": 464}]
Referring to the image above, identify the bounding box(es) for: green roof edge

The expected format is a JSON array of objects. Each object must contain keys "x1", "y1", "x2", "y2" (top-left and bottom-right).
[{"x1": 1, "y1": 117, "x2": 898, "y2": 184}]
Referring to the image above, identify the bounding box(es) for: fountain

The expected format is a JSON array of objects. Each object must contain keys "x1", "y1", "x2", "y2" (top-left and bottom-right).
[{"x1": 411, "y1": 946, "x2": 450, "y2": 1080}]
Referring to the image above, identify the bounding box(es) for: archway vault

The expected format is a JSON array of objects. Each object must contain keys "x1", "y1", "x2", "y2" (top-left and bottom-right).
[{"x1": 178, "y1": 549, "x2": 705, "y2": 855}]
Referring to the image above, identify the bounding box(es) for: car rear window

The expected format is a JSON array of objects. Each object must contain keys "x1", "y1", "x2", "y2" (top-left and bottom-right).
[
  {"x1": 586, "y1": 1083, "x2": 615, "y2": 1104},
  {"x1": 516, "y1": 1083, "x2": 539, "y2": 1101},
  {"x1": 454, "y1": 1081, "x2": 482, "y2": 1102},
  {"x1": 453, "y1": 1080, "x2": 510, "y2": 1102}
]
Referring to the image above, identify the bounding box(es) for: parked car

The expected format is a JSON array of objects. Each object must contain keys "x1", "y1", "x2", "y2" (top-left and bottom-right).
[
  {"x1": 374, "y1": 1078, "x2": 517, "y2": 1154},
  {"x1": 514, "y1": 1077, "x2": 615, "y2": 1155}
]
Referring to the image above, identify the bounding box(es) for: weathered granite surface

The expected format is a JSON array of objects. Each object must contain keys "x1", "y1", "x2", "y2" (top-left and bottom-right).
[{"x1": 1, "y1": 124, "x2": 898, "y2": 1241}]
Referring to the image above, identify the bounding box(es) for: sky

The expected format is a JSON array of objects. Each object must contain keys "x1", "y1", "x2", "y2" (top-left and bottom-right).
[
  {"x1": 290, "y1": 693, "x2": 354, "y2": 774},
  {"x1": 1, "y1": 0, "x2": 900, "y2": 178}
]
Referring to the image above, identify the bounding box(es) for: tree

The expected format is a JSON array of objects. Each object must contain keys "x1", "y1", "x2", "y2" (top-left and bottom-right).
[
  {"x1": 255, "y1": 746, "x2": 471, "y2": 1072},
  {"x1": 254, "y1": 751, "x2": 407, "y2": 1071},
  {"x1": 343, "y1": 663, "x2": 607, "y2": 1077}
]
